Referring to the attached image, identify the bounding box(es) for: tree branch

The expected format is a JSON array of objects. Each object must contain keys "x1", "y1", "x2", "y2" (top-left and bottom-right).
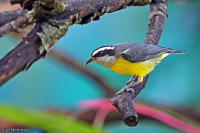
[
  {"x1": 110, "y1": 0, "x2": 168, "y2": 126},
  {"x1": 0, "y1": 15, "x2": 28, "y2": 37},
  {"x1": 0, "y1": 22, "x2": 42, "y2": 86},
  {"x1": 0, "y1": 0, "x2": 151, "y2": 86},
  {"x1": 0, "y1": 9, "x2": 27, "y2": 27}
]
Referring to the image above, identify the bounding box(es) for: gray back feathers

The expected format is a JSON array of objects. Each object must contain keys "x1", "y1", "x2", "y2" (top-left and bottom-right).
[{"x1": 114, "y1": 43, "x2": 186, "y2": 63}]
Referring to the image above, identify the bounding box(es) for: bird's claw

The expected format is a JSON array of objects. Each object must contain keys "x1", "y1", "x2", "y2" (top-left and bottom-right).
[
  {"x1": 115, "y1": 86, "x2": 135, "y2": 96},
  {"x1": 116, "y1": 76, "x2": 137, "y2": 96},
  {"x1": 127, "y1": 75, "x2": 137, "y2": 85},
  {"x1": 127, "y1": 80, "x2": 131, "y2": 85}
]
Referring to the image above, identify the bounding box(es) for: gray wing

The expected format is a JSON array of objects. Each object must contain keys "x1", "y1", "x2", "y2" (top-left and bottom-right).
[{"x1": 121, "y1": 44, "x2": 170, "y2": 63}]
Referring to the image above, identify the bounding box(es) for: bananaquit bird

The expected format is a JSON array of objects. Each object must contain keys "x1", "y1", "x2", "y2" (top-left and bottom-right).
[{"x1": 85, "y1": 43, "x2": 186, "y2": 89}]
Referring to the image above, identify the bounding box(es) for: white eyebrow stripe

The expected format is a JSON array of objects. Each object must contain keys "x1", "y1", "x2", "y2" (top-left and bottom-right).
[{"x1": 92, "y1": 46, "x2": 114, "y2": 56}]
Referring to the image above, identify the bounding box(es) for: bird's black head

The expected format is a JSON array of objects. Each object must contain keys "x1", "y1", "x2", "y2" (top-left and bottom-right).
[
  {"x1": 91, "y1": 45, "x2": 115, "y2": 57},
  {"x1": 85, "y1": 45, "x2": 116, "y2": 67}
]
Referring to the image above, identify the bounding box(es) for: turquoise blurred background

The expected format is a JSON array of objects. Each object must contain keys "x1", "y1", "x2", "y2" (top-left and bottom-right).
[{"x1": 0, "y1": 0, "x2": 200, "y2": 132}]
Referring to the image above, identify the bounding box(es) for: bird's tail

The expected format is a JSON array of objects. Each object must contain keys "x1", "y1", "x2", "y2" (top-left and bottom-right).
[{"x1": 167, "y1": 49, "x2": 187, "y2": 54}]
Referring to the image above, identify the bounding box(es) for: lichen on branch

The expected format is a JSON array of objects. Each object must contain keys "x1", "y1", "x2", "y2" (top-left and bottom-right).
[
  {"x1": 39, "y1": 0, "x2": 67, "y2": 15},
  {"x1": 37, "y1": 19, "x2": 72, "y2": 54}
]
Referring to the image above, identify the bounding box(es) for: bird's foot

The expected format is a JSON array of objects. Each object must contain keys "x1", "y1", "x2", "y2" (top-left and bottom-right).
[
  {"x1": 127, "y1": 76, "x2": 143, "y2": 88},
  {"x1": 116, "y1": 76, "x2": 143, "y2": 96},
  {"x1": 115, "y1": 86, "x2": 135, "y2": 96},
  {"x1": 127, "y1": 75, "x2": 137, "y2": 85}
]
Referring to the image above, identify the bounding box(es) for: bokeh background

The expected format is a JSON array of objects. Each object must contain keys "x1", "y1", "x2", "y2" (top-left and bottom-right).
[{"x1": 0, "y1": 0, "x2": 200, "y2": 132}]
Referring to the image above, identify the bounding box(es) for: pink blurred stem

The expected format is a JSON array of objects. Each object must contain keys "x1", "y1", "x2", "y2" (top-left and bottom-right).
[
  {"x1": 92, "y1": 102, "x2": 112, "y2": 128},
  {"x1": 78, "y1": 98, "x2": 200, "y2": 132},
  {"x1": 134, "y1": 103, "x2": 200, "y2": 133}
]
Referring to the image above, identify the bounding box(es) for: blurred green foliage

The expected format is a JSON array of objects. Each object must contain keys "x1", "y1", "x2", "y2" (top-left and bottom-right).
[{"x1": 0, "y1": 104, "x2": 107, "y2": 133}]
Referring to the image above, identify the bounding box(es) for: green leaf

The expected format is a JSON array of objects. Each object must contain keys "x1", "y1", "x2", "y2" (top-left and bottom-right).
[{"x1": 0, "y1": 104, "x2": 107, "y2": 133}]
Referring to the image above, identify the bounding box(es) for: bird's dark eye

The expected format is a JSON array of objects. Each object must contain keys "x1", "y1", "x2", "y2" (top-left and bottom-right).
[
  {"x1": 95, "y1": 51, "x2": 103, "y2": 56},
  {"x1": 99, "y1": 51, "x2": 103, "y2": 54}
]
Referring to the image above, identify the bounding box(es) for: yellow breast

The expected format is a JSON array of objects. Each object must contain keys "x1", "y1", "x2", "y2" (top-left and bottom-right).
[{"x1": 108, "y1": 53, "x2": 167, "y2": 77}]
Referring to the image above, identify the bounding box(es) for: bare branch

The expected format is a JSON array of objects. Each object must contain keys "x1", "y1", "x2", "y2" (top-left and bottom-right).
[
  {"x1": 0, "y1": 22, "x2": 42, "y2": 86},
  {"x1": 144, "y1": 0, "x2": 168, "y2": 45},
  {"x1": 10, "y1": 0, "x2": 24, "y2": 5},
  {"x1": 0, "y1": 15, "x2": 28, "y2": 37},
  {"x1": 0, "y1": 9, "x2": 28, "y2": 27}
]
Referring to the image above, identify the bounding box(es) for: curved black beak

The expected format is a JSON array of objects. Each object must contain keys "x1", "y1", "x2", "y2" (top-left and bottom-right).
[{"x1": 85, "y1": 57, "x2": 93, "y2": 66}]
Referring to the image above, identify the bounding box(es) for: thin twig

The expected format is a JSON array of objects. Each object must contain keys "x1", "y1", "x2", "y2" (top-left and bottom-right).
[
  {"x1": 49, "y1": 50, "x2": 115, "y2": 97},
  {"x1": 0, "y1": 15, "x2": 28, "y2": 37},
  {"x1": 0, "y1": 9, "x2": 28, "y2": 27},
  {"x1": 19, "y1": 0, "x2": 30, "y2": 15}
]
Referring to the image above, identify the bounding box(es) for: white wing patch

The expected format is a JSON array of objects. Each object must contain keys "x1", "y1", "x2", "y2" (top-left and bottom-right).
[
  {"x1": 92, "y1": 46, "x2": 114, "y2": 56},
  {"x1": 122, "y1": 49, "x2": 130, "y2": 54}
]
